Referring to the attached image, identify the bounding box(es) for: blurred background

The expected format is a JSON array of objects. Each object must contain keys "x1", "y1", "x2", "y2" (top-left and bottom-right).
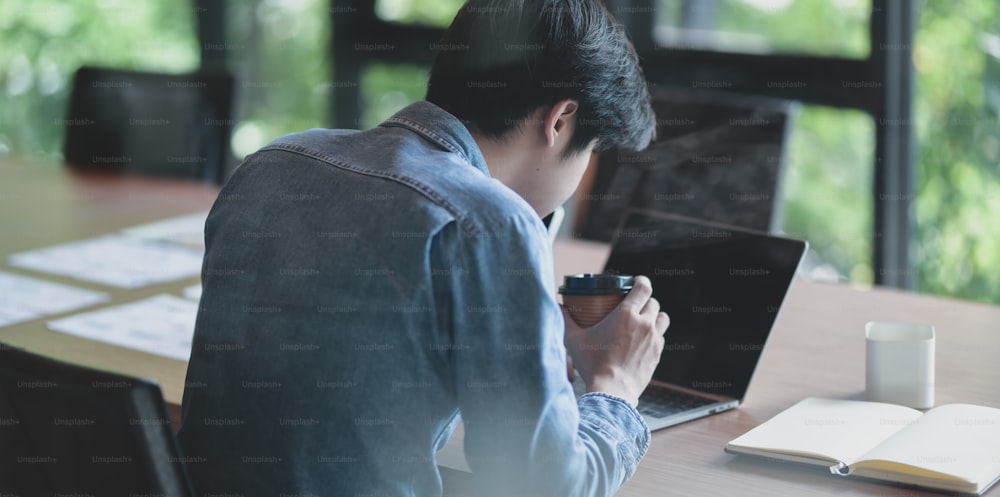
[{"x1": 1, "y1": 0, "x2": 997, "y2": 304}]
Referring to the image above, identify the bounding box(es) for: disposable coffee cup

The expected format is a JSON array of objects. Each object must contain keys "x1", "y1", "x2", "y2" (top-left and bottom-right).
[
  {"x1": 559, "y1": 274, "x2": 634, "y2": 328},
  {"x1": 865, "y1": 321, "x2": 935, "y2": 409}
]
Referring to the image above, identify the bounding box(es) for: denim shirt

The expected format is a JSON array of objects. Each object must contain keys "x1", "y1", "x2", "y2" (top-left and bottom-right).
[{"x1": 178, "y1": 101, "x2": 650, "y2": 496}]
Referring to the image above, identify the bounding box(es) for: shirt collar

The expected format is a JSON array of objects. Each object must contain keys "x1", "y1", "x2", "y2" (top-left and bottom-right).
[{"x1": 381, "y1": 101, "x2": 491, "y2": 178}]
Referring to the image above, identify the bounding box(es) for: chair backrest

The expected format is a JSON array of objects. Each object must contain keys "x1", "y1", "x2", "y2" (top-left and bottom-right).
[
  {"x1": 0, "y1": 343, "x2": 196, "y2": 496},
  {"x1": 63, "y1": 66, "x2": 236, "y2": 184},
  {"x1": 576, "y1": 86, "x2": 797, "y2": 242}
]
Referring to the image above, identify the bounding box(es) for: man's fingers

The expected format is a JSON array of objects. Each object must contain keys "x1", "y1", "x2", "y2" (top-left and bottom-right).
[
  {"x1": 656, "y1": 311, "x2": 670, "y2": 334},
  {"x1": 640, "y1": 296, "x2": 660, "y2": 317},
  {"x1": 621, "y1": 275, "x2": 653, "y2": 308}
]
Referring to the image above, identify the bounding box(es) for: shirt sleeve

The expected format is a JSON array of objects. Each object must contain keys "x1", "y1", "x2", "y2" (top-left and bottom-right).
[{"x1": 429, "y1": 213, "x2": 650, "y2": 497}]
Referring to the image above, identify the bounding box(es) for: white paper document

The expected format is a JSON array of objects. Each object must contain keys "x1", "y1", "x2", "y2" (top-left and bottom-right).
[
  {"x1": 0, "y1": 271, "x2": 108, "y2": 327},
  {"x1": 48, "y1": 294, "x2": 198, "y2": 361},
  {"x1": 120, "y1": 211, "x2": 208, "y2": 250},
  {"x1": 9, "y1": 234, "x2": 204, "y2": 288}
]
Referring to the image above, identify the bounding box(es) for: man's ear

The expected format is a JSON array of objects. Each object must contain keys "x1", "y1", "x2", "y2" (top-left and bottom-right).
[{"x1": 543, "y1": 99, "x2": 579, "y2": 148}]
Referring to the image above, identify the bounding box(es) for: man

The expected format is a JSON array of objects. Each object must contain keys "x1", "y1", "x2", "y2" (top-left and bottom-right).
[{"x1": 178, "y1": 1, "x2": 668, "y2": 495}]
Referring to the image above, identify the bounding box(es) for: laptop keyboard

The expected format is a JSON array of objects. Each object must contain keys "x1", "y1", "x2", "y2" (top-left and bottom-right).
[{"x1": 637, "y1": 387, "x2": 716, "y2": 418}]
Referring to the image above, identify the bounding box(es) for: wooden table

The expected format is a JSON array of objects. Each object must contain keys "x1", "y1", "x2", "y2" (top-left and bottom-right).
[
  {"x1": 3, "y1": 156, "x2": 999, "y2": 496},
  {"x1": 0, "y1": 157, "x2": 217, "y2": 424}
]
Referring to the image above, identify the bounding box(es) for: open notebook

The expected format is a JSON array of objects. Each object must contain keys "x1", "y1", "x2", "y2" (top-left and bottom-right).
[{"x1": 725, "y1": 397, "x2": 1000, "y2": 495}]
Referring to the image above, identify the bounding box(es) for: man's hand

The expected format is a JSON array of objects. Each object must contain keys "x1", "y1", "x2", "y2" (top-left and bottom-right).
[{"x1": 562, "y1": 276, "x2": 669, "y2": 406}]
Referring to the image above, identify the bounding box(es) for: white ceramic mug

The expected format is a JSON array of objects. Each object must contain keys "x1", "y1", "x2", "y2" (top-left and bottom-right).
[{"x1": 865, "y1": 321, "x2": 935, "y2": 409}]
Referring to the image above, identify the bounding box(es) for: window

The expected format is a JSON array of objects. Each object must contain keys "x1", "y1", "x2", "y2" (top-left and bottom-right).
[
  {"x1": 374, "y1": 0, "x2": 464, "y2": 27},
  {"x1": 653, "y1": 0, "x2": 870, "y2": 57},
  {"x1": 225, "y1": 0, "x2": 330, "y2": 159},
  {"x1": 359, "y1": 63, "x2": 428, "y2": 129},
  {"x1": 783, "y1": 107, "x2": 874, "y2": 283},
  {"x1": 912, "y1": 0, "x2": 1000, "y2": 302},
  {"x1": 0, "y1": 0, "x2": 198, "y2": 156}
]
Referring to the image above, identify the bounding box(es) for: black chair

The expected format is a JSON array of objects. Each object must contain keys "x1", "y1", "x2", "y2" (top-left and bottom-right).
[
  {"x1": 0, "y1": 343, "x2": 197, "y2": 496},
  {"x1": 576, "y1": 86, "x2": 797, "y2": 241},
  {"x1": 63, "y1": 66, "x2": 236, "y2": 184}
]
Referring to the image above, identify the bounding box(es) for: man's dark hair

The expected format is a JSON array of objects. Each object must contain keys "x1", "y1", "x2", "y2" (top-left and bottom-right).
[{"x1": 426, "y1": 0, "x2": 655, "y2": 157}]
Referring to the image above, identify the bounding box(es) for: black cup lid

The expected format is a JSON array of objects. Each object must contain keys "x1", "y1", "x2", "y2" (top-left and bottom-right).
[{"x1": 558, "y1": 273, "x2": 634, "y2": 295}]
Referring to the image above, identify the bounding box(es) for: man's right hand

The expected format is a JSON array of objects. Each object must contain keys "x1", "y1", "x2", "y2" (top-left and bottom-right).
[{"x1": 562, "y1": 275, "x2": 669, "y2": 406}]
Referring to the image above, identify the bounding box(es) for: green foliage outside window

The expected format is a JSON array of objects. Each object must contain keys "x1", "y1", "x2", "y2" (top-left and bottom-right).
[
  {"x1": 913, "y1": 0, "x2": 1000, "y2": 301},
  {"x1": 0, "y1": 0, "x2": 199, "y2": 156}
]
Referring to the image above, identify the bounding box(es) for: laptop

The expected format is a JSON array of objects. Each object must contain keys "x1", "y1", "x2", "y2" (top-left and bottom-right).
[{"x1": 574, "y1": 209, "x2": 808, "y2": 431}]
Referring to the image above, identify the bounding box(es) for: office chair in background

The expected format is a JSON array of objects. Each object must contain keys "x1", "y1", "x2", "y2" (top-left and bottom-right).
[
  {"x1": 576, "y1": 86, "x2": 798, "y2": 242},
  {"x1": 63, "y1": 66, "x2": 236, "y2": 184},
  {"x1": 0, "y1": 344, "x2": 197, "y2": 495}
]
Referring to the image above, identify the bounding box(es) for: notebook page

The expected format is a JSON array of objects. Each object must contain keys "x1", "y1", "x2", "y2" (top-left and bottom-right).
[
  {"x1": 727, "y1": 397, "x2": 922, "y2": 465},
  {"x1": 856, "y1": 403, "x2": 1000, "y2": 486}
]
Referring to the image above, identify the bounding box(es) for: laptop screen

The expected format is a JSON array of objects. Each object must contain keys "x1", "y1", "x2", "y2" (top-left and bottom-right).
[{"x1": 603, "y1": 209, "x2": 807, "y2": 400}]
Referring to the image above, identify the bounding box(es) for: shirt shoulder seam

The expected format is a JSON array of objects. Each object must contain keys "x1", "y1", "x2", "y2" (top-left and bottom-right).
[
  {"x1": 382, "y1": 117, "x2": 469, "y2": 163},
  {"x1": 259, "y1": 143, "x2": 482, "y2": 237}
]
